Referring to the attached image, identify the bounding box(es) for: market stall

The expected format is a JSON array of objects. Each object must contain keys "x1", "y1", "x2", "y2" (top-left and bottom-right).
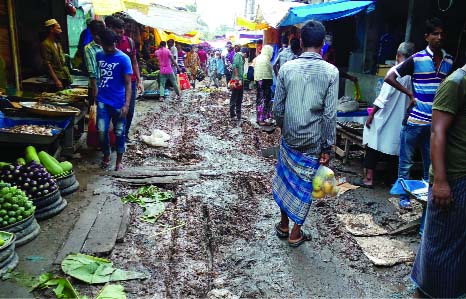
[{"x1": 0, "y1": 87, "x2": 88, "y2": 157}]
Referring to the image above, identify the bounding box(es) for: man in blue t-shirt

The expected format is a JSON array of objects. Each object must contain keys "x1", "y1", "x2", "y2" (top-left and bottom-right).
[{"x1": 96, "y1": 29, "x2": 133, "y2": 171}]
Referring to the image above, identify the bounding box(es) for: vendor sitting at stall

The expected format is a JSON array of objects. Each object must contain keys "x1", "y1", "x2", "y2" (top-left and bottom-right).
[
  {"x1": 40, "y1": 19, "x2": 72, "y2": 90},
  {"x1": 96, "y1": 29, "x2": 133, "y2": 171}
]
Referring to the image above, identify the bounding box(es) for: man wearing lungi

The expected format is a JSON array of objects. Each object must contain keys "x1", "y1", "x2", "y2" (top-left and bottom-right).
[
  {"x1": 272, "y1": 20, "x2": 339, "y2": 247},
  {"x1": 411, "y1": 63, "x2": 466, "y2": 298}
]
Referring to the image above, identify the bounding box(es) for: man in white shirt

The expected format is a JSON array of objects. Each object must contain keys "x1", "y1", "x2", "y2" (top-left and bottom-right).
[{"x1": 357, "y1": 42, "x2": 415, "y2": 188}]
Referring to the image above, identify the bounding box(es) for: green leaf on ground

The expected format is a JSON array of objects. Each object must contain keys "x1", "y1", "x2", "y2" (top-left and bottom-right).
[
  {"x1": 61, "y1": 253, "x2": 148, "y2": 284},
  {"x1": 141, "y1": 202, "x2": 166, "y2": 223},
  {"x1": 96, "y1": 284, "x2": 126, "y2": 299},
  {"x1": 121, "y1": 185, "x2": 173, "y2": 223},
  {"x1": 121, "y1": 185, "x2": 173, "y2": 205}
]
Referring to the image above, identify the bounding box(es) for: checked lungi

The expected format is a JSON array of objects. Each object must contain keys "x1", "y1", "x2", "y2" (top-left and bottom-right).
[
  {"x1": 272, "y1": 138, "x2": 320, "y2": 225},
  {"x1": 411, "y1": 176, "x2": 466, "y2": 298}
]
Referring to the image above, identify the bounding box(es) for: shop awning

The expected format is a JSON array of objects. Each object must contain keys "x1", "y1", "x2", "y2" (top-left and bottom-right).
[
  {"x1": 279, "y1": 0, "x2": 375, "y2": 27},
  {"x1": 126, "y1": 5, "x2": 203, "y2": 36},
  {"x1": 235, "y1": 16, "x2": 268, "y2": 31},
  {"x1": 255, "y1": 0, "x2": 305, "y2": 28}
]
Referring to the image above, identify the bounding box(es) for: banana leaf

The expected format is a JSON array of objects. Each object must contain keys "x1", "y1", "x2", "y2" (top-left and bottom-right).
[
  {"x1": 96, "y1": 284, "x2": 126, "y2": 299},
  {"x1": 61, "y1": 254, "x2": 148, "y2": 284},
  {"x1": 31, "y1": 273, "x2": 86, "y2": 299}
]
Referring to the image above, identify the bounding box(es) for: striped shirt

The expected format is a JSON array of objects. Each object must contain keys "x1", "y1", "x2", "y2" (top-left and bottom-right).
[
  {"x1": 84, "y1": 41, "x2": 102, "y2": 83},
  {"x1": 395, "y1": 46, "x2": 453, "y2": 126},
  {"x1": 273, "y1": 52, "x2": 339, "y2": 155}
]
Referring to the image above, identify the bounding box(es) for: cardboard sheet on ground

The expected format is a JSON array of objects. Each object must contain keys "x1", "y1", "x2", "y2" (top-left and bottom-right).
[
  {"x1": 338, "y1": 213, "x2": 389, "y2": 236},
  {"x1": 61, "y1": 253, "x2": 148, "y2": 284},
  {"x1": 355, "y1": 236, "x2": 414, "y2": 266},
  {"x1": 337, "y1": 182, "x2": 359, "y2": 195}
]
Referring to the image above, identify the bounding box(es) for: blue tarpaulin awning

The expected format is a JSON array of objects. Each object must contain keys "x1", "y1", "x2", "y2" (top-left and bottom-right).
[{"x1": 279, "y1": 0, "x2": 375, "y2": 27}]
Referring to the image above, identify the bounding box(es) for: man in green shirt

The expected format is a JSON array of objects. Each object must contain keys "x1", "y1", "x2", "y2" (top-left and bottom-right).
[
  {"x1": 411, "y1": 64, "x2": 466, "y2": 298},
  {"x1": 229, "y1": 44, "x2": 246, "y2": 121},
  {"x1": 40, "y1": 19, "x2": 72, "y2": 90}
]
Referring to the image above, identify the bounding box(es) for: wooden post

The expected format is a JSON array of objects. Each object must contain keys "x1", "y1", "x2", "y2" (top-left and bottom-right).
[
  {"x1": 6, "y1": 0, "x2": 20, "y2": 93},
  {"x1": 405, "y1": 0, "x2": 415, "y2": 42}
]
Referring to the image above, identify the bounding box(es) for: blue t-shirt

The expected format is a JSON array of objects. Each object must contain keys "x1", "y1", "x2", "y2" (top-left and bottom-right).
[{"x1": 96, "y1": 49, "x2": 133, "y2": 109}]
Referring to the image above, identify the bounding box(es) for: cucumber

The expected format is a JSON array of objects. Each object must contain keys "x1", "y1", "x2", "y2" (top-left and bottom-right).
[
  {"x1": 25, "y1": 146, "x2": 41, "y2": 164},
  {"x1": 59, "y1": 161, "x2": 73, "y2": 172},
  {"x1": 16, "y1": 158, "x2": 26, "y2": 165},
  {"x1": 38, "y1": 151, "x2": 63, "y2": 176}
]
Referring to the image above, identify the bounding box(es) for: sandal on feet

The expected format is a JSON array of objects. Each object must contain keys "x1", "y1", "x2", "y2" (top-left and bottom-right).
[
  {"x1": 100, "y1": 157, "x2": 110, "y2": 169},
  {"x1": 288, "y1": 229, "x2": 311, "y2": 248},
  {"x1": 275, "y1": 223, "x2": 289, "y2": 239},
  {"x1": 352, "y1": 178, "x2": 374, "y2": 189},
  {"x1": 115, "y1": 164, "x2": 124, "y2": 171}
]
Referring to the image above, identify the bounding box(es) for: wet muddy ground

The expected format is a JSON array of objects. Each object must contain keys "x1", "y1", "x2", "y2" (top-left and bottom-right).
[
  {"x1": 1, "y1": 84, "x2": 420, "y2": 298},
  {"x1": 81, "y1": 86, "x2": 418, "y2": 298}
]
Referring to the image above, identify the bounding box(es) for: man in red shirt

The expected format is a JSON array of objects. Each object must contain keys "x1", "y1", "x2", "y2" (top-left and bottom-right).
[
  {"x1": 198, "y1": 46, "x2": 208, "y2": 75},
  {"x1": 108, "y1": 18, "x2": 143, "y2": 144}
]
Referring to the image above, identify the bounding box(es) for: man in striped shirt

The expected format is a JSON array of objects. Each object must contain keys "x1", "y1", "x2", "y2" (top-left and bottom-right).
[
  {"x1": 272, "y1": 20, "x2": 339, "y2": 247},
  {"x1": 84, "y1": 20, "x2": 105, "y2": 105},
  {"x1": 385, "y1": 17, "x2": 453, "y2": 209}
]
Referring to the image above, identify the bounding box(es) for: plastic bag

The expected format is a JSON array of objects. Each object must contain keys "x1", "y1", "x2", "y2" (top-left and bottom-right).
[
  {"x1": 178, "y1": 73, "x2": 191, "y2": 90},
  {"x1": 354, "y1": 81, "x2": 361, "y2": 101},
  {"x1": 141, "y1": 129, "x2": 170, "y2": 147},
  {"x1": 86, "y1": 104, "x2": 116, "y2": 148},
  {"x1": 228, "y1": 79, "x2": 242, "y2": 90},
  {"x1": 312, "y1": 165, "x2": 338, "y2": 198}
]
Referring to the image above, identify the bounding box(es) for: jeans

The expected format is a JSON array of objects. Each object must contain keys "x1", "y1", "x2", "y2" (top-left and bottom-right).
[
  {"x1": 125, "y1": 81, "x2": 136, "y2": 137},
  {"x1": 160, "y1": 73, "x2": 180, "y2": 97},
  {"x1": 398, "y1": 124, "x2": 431, "y2": 200},
  {"x1": 230, "y1": 84, "x2": 244, "y2": 119},
  {"x1": 97, "y1": 102, "x2": 126, "y2": 156}
]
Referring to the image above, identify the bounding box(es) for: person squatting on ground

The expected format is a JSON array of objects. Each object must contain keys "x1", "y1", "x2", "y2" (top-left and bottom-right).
[
  {"x1": 358, "y1": 42, "x2": 415, "y2": 188},
  {"x1": 272, "y1": 20, "x2": 339, "y2": 247},
  {"x1": 411, "y1": 63, "x2": 466, "y2": 299},
  {"x1": 229, "y1": 44, "x2": 246, "y2": 121},
  {"x1": 154, "y1": 41, "x2": 181, "y2": 101},
  {"x1": 96, "y1": 29, "x2": 133, "y2": 171},
  {"x1": 254, "y1": 45, "x2": 274, "y2": 125},
  {"x1": 384, "y1": 17, "x2": 453, "y2": 210},
  {"x1": 107, "y1": 17, "x2": 143, "y2": 144}
]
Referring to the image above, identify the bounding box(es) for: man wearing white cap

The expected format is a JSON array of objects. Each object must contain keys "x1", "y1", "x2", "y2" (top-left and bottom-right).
[{"x1": 40, "y1": 19, "x2": 72, "y2": 90}]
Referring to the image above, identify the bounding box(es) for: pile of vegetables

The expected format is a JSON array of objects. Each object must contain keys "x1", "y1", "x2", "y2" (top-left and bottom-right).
[
  {"x1": 0, "y1": 181, "x2": 35, "y2": 227},
  {"x1": 0, "y1": 162, "x2": 58, "y2": 199},
  {"x1": 23, "y1": 146, "x2": 73, "y2": 178}
]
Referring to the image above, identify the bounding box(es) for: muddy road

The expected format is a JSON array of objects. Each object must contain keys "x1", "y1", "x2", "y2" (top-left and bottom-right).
[{"x1": 63, "y1": 85, "x2": 418, "y2": 299}]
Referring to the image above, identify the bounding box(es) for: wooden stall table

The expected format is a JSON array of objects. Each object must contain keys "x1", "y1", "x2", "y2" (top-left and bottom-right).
[{"x1": 335, "y1": 109, "x2": 367, "y2": 164}]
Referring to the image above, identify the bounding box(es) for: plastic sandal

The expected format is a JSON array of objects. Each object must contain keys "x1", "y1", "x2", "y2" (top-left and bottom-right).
[{"x1": 275, "y1": 223, "x2": 289, "y2": 239}]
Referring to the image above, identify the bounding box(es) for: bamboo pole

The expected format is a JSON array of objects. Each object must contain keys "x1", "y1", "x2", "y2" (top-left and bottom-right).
[{"x1": 7, "y1": 0, "x2": 21, "y2": 93}]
